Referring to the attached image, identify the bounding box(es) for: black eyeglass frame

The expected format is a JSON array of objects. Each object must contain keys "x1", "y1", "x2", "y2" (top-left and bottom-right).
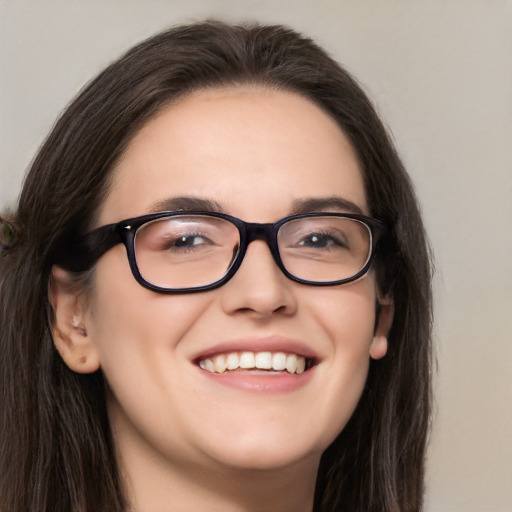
[{"x1": 55, "y1": 211, "x2": 389, "y2": 293}]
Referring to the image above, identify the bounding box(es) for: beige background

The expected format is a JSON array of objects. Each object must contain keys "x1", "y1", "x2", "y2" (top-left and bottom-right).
[{"x1": 1, "y1": 1, "x2": 511, "y2": 510}]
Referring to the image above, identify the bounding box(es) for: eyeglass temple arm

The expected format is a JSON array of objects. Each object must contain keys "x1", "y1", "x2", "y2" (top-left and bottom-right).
[{"x1": 52, "y1": 224, "x2": 121, "y2": 272}]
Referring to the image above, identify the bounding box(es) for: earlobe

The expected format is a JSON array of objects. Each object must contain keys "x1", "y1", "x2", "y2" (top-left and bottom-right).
[
  {"x1": 50, "y1": 266, "x2": 100, "y2": 374},
  {"x1": 370, "y1": 335, "x2": 388, "y2": 360},
  {"x1": 370, "y1": 294, "x2": 394, "y2": 360}
]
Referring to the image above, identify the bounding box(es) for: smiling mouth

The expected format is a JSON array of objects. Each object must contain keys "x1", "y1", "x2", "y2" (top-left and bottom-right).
[{"x1": 197, "y1": 351, "x2": 315, "y2": 375}]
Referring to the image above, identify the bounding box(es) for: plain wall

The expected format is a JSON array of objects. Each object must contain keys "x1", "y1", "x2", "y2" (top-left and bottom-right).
[{"x1": 1, "y1": 1, "x2": 511, "y2": 510}]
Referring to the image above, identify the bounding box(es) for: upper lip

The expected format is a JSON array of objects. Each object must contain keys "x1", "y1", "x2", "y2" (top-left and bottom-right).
[{"x1": 191, "y1": 336, "x2": 320, "y2": 363}]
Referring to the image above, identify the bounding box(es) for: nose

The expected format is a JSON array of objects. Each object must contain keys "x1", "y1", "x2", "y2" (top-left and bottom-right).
[{"x1": 219, "y1": 239, "x2": 298, "y2": 318}]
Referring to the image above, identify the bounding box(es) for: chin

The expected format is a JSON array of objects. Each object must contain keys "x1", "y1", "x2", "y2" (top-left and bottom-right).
[
  {"x1": 216, "y1": 449, "x2": 319, "y2": 472},
  {"x1": 197, "y1": 429, "x2": 330, "y2": 473}
]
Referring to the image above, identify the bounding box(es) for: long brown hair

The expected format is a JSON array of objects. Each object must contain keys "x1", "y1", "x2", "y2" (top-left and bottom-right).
[{"x1": 0, "y1": 21, "x2": 433, "y2": 512}]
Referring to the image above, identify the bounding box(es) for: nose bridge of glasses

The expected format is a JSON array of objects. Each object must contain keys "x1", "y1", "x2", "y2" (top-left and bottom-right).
[{"x1": 242, "y1": 221, "x2": 282, "y2": 266}]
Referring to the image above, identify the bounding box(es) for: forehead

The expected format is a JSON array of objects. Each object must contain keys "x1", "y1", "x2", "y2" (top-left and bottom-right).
[{"x1": 100, "y1": 86, "x2": 367, "y2": 224}]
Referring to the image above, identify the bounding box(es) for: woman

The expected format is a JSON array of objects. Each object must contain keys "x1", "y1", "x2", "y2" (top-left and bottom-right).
[{"x1": 0, "y1": 21, "x2": 432, "y2": 512}]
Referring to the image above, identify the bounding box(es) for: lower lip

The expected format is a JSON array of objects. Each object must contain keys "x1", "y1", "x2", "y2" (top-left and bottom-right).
[{"x1": 197, "y1": 367, "x2": 315, "y2": 393}]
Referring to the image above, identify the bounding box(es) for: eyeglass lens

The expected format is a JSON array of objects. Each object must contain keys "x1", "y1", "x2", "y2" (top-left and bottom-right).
[{"x1": 134, "y1": 214, "x2": 372, "y2": 289}]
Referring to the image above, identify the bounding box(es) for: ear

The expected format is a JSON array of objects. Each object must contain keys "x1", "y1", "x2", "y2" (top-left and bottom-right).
[
  {"x1": 370, "y1": 294, "x2": 394, "y2": 360},
  {"x1": 49, "y1": 266, "x2": 100, "y2": 374}
]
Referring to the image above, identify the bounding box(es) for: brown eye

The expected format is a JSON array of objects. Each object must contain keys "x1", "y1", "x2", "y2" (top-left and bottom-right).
[{"x1": 297, "y1": 232, "x2": 346, "y2": 249}]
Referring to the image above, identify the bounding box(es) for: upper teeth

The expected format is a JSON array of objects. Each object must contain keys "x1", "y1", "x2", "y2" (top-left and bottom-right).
[{"x1": 198, "y1": 351, "x2": 307, "y2": 375}]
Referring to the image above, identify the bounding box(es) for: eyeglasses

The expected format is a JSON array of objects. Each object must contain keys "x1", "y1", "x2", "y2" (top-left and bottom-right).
[{"x1": 55, "y1": 211, "x2": 389, "y2": 293}]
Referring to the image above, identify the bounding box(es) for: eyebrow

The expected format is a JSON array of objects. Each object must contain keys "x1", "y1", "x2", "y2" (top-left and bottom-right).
[
  {"x1": 149, "y1": 197, "x2": 224, "y2": 213},
  {"x1": 148, "y1": 195, "x2": 364, "y2": 216},
  {"x1": 290, "y1": 197, "x2": 364, "y2": 215}
]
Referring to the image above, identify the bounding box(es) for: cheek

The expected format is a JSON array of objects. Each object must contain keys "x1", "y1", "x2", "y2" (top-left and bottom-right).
[
  {"x1": 313, "y1": 277, "x2": 377, "y2": 353},
  {"x1": 304, "y1": 279, "x2": 377, "y2": 441},
  {"x1": 85, "y1": 248, "x2": 211, "y2": 375}
]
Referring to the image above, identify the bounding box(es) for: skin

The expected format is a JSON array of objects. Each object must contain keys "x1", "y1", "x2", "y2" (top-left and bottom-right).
[{"x1": 52, "y1": 86, "x2": 392, "y2": 512}]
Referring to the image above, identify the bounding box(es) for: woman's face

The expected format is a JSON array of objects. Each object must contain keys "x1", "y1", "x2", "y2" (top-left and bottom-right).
[{"x1": 74, "y1": 87, "x2": 388, "y2": 476}]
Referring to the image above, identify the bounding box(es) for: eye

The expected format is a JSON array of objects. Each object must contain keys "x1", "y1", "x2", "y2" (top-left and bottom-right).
[
  {"x1": 174, "y1": 235, "x2": 207, "y2": 247},
  {"x1": 298, "y1": 232, "x2": 346, "y2": 249},
  {"x1": 165, "y1": 233, "x2": 214, "y2": 251}
]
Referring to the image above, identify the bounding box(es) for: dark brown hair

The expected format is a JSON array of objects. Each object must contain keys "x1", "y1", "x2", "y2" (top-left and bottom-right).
[{"x1": 0, "y1": 21, "x2": 432, "y2": 512}]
